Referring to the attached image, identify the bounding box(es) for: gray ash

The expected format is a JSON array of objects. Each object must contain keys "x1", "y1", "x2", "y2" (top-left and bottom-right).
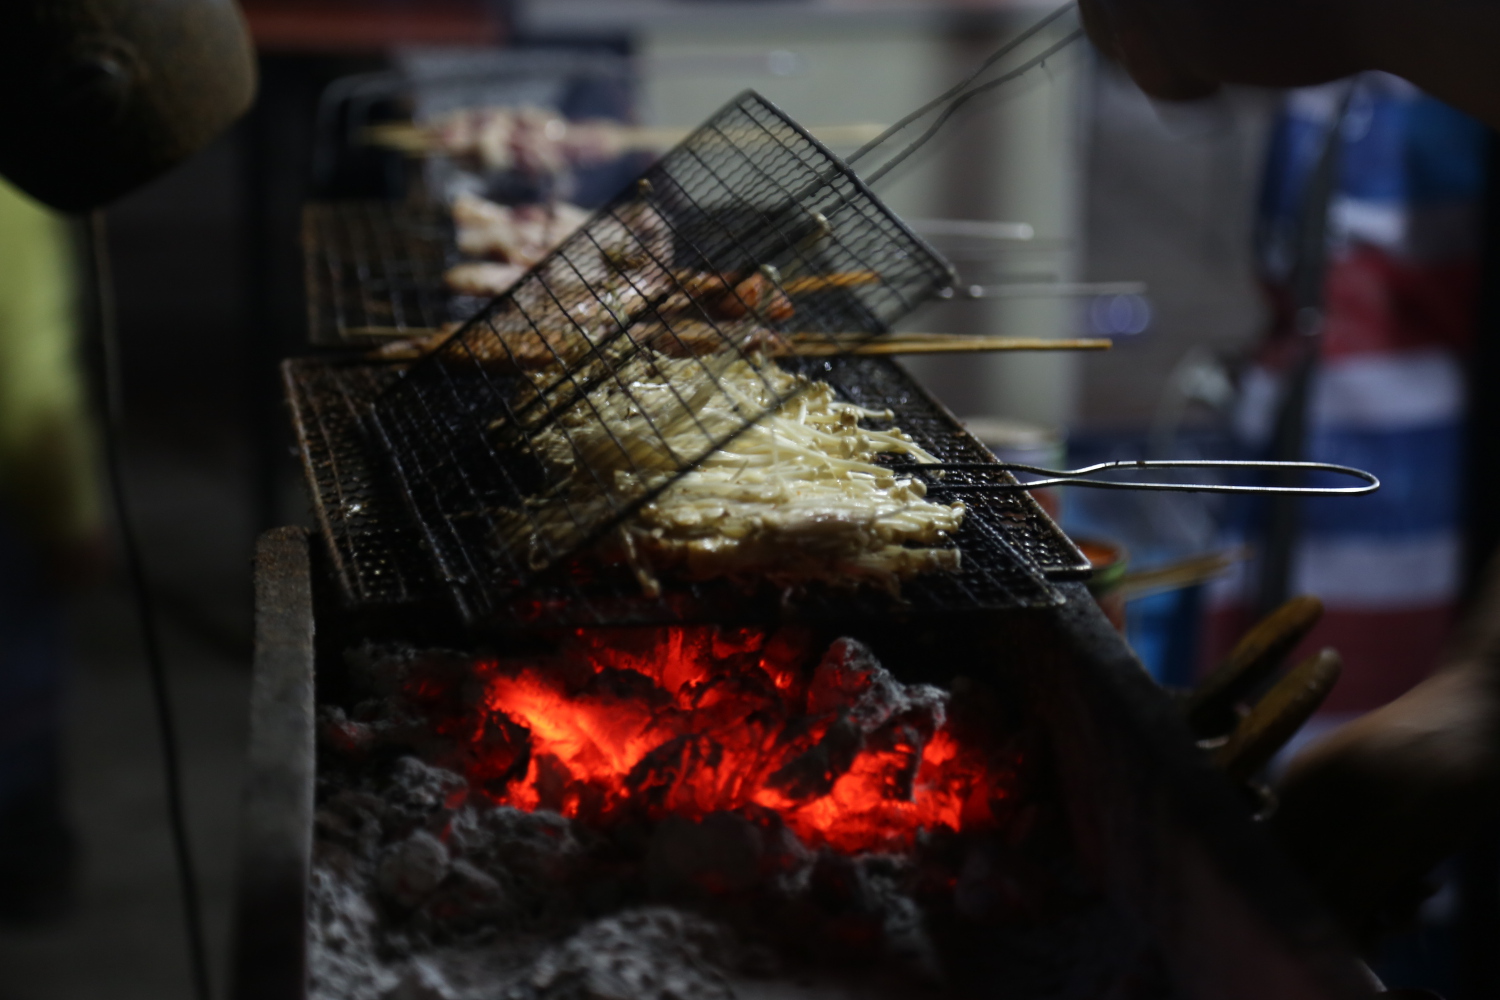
[{"x1": 310, "y1": 634, "x2": 1141, "y2": 999}]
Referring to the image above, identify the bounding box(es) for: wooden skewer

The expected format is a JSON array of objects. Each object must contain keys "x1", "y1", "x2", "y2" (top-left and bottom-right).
[
  {"x1": 363, "y1": 121, "x2": 890, "y2": 156},
  {"x1": 349, "y1": 326, "x2": 1112, "y2": 356},
  {"x1": 780, "y1": 272, "x2": 882, "y2": 294},
  {"x1": 1118, "y1": 547, "x2": 1249, "y2": 601},
  {"x1": 672, "y1": 271, "x2": 881, "y2": 295}
]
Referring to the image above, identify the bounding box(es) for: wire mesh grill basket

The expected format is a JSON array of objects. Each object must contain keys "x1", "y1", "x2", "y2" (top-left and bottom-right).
[
  {"x1": 286, "y1": 352, "x2": 1088, "y2": 627},
  {"x1": 368, "y1": 91, "x2": 959, "y2": 624}
]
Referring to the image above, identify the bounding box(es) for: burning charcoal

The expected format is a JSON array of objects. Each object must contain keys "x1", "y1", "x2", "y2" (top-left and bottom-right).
[
  {"x1": 310, "y1": 865, "x2": 400, "y2": 1000},
  {"x1": 583, "y1": 666, "x2": 675, "y2": 707},
  {"x1": 382, "y1": 958, "x2": 460, "y2": 1000},
  {"x1": 519, "y1": 908, "x2": 738, "y2": 1000},
  {"x1": 446, "y1": 804, "x2": 581, "y2": 877},
  {"x1": 645, "y1": 812, "x2": 766, "y2": 897},
  {"x1": 808, "y1": 639, "x2": 947, "y2": 738},
  {"x1": 855, "y1": 856, "x2": 941, "y2": 981},
  {"x1": 861, "y1": 721, "x2": 927, "y2": 802},
  {"x1": 766, "y1": 713, "x2": 863, "y2": 800},
  {"x1": 384, "y1": 758, "x2": 468, "y2": 835},
  {"x1": 317, "y1": 790, "x2": 387, "y2": 860},
  {"x1": 458, "y1": 712, "x2": 533, "y2": 796},
  {"x1": 442, "y1": 804, "x2": 590, "y2": 924},
  {"x1": 323, "y1": 699, "x2": 439, "y2": 760},
  {"x1": 417, "y1": 860, "x2": 513, "y2": 934},
  {"x1": 320, "y1": 706, "x2": 378, "y2": 758},
  {"x1": 311, "y1": 631, "x2": 1050, "y2": 1000},
  {"x1": 346, "y1": 643, "x2": 474, "y2": 702},
  {"x1": 737, "y1": 805, "x2": 814, "y2": 883},
  {"x1": 624, "y1": 734, "x2": 717, "y2": 812},
  {"x1": 808, "y1": 852, "x2": 879, "y2": 915},
  {"x1": 798, "y1": 853, "x2": 935, "y2": 967},
  {"x1": 378, "y1": 831, "x2": 451, "y2": 909},
  {"x1": 875, "y1": 889, "x2": 941, "y2": 982}
]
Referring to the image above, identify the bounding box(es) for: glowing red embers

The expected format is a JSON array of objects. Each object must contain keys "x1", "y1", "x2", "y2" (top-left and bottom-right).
[{"x1": 418, "y1": 628, "x2": 1016, "y2": 854}]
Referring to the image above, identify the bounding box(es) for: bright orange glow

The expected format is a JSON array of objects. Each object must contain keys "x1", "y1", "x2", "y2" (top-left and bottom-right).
[{"x1": 413, "y1": 627, "x2": 1014, "y2": 854}]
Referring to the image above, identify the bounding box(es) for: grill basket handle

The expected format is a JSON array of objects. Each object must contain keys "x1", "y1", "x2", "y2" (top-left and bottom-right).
[{"x1": 919, "y1": 459, "x2": 1379, "y2": 497}]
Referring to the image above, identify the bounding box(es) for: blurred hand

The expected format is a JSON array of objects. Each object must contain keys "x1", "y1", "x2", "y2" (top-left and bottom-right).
[
  {"x1": 1078, "y1": 0, "x2": 1500, "y2": 129},
  {"x1": 1273, "y1": 550, "x2": 1500, "y2": 944},
  {"x1": 1078, "y1": 0, "x2": 1368, "y2": 99},
  {"x1": 1272, "y1": 661, "x2": 1500, "y2": 944}
]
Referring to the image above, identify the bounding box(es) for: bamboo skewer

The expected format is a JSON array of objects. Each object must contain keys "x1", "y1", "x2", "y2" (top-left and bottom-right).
[
  {"x1": 1118, "y1": 548, "x2": 1249, "y2": 601},
  {"x1": 353, "y1": 327, "x2": 1112, "y2": 358},
  {"x1": 363, "y1": 122, "x2": 890, "y2": 157}
]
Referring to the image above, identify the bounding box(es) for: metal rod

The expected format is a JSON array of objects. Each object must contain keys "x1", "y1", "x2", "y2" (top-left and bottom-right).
[
  {"x1": 907, "y1": 218, "x2": 1036, "y2": 241},
  {"x1": 946, "y1": 281, "x2": 1147, "y2": 300},
  {"x1": 785, "y1": 335, "x2": 1112, "y2": 355},
  {"x1": 919, "y1": 459, "x2": 1380, "y2": 497}
]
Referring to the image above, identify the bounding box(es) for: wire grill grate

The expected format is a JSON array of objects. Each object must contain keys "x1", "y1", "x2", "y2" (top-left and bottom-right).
[
  {"x1": 303, "y1": 200, "x2": 460, "y2": 344},
  {"x1": 366, "y1": 91, "x2": 966, "y2": 624},
  {"x1": 287, "y1": 353, "x2": 1087, "y2": 626},
  {"x1": 284, "y1": 358, "x2": 436, "y2": 606}
]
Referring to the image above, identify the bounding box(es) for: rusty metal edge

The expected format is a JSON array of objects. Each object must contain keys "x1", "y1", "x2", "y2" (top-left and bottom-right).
[
  {"x1": 283, "y1": 360, "x2": 360, "y2": 605},
  {"x1": 1043, "y1": 585, "x2": 1377, "y2": 1000},
  {"x1": 232, "y1": 527, "x2": 316, "y2": 1000}
]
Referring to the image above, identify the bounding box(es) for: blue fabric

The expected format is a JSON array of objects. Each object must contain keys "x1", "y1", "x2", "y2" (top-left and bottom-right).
[
  {"x1": 1297, "y1": 424, "x2": 1463, "y2": 537},
  {"x1": 1338, "y1": 94, "x2": 1488, "y2": 203},
  {"x1": 1260, "y1": 83, "x2": 1489, "y2": 222}
]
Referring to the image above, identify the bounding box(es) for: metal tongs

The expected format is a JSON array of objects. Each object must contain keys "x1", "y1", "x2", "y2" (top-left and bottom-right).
[{"x1": 918, "y1": 459, "x2": 1379, "y2": 497}]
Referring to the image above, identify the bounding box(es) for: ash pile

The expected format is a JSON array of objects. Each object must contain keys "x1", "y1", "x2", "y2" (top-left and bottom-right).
[{"x1": 311, "y1": 631, "x2": 1147, "y2": 1000}]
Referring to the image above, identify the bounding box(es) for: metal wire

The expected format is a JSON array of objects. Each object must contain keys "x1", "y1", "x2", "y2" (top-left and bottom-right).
[
  {"x1": 846, "y1": 1, "x2": 1077, "y2": 170},
  {"x1": 290, "y1": 352, "x2": 1086, "y2": 627},
  {"x1": 860, "y1": 27, "x2": 1086, "y2": 187},
  {"x1": 368, "y1": 91, "x2": 959, "y2": 623},
  {"x1": 842, "y1": 1, "x2": 1084, "y2": 188},
  {"x1": 920, "y1": 459, "x2": 1380, "y2": 496}
]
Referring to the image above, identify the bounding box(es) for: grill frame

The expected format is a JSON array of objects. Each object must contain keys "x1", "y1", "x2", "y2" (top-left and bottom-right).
[
  {"x1": 232, "y1": 526, "x2": 1379, "y2": 1000},
  {"x1": 286, "y1": 351, "x2": 1091, "y2": 629},
  {"x1": 365, "y1": 91, "x2": 963, "y2": 620},
  {"x1": 302, "y1": 200, "x2": 464, "y2": 346}
]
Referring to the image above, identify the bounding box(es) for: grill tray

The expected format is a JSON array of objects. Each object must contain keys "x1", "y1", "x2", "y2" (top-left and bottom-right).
[
  {"x1": 303, "y1": 200, "x2": 478, "y2": 346},
  {"x1": 285, "y1": 353, "x2": 1089, "y2": 629}
]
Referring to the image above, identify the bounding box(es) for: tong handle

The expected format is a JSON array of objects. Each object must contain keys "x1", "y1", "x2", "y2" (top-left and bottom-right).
[{"x1": 919, "y1": 459, "x2": 1379, "y2": 497}]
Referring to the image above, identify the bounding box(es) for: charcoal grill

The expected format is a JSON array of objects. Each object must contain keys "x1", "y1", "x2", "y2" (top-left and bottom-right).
[
  {"x1": 286, "y1": 350, "x2": 1090, "y2": 629},
  {"x1": 233, "y1": 527, "x2": 1380, "y2": 1000},
  {"x1": 290, "y1": 89, "x2": 1097, "y2": 633},
  {"x1": 365, "y1": 91, "x2": 959, "y2": 621}
]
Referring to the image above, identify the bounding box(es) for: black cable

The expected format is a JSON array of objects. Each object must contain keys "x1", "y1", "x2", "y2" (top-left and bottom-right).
[{"x1": 84, "y1": 211, "x2": 213, "y2": 1000}]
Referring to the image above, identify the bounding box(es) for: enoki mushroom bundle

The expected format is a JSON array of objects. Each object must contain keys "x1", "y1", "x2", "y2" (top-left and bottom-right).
[{"x1": 504, "y1": 354, "x2": 965, "y2": 593}]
